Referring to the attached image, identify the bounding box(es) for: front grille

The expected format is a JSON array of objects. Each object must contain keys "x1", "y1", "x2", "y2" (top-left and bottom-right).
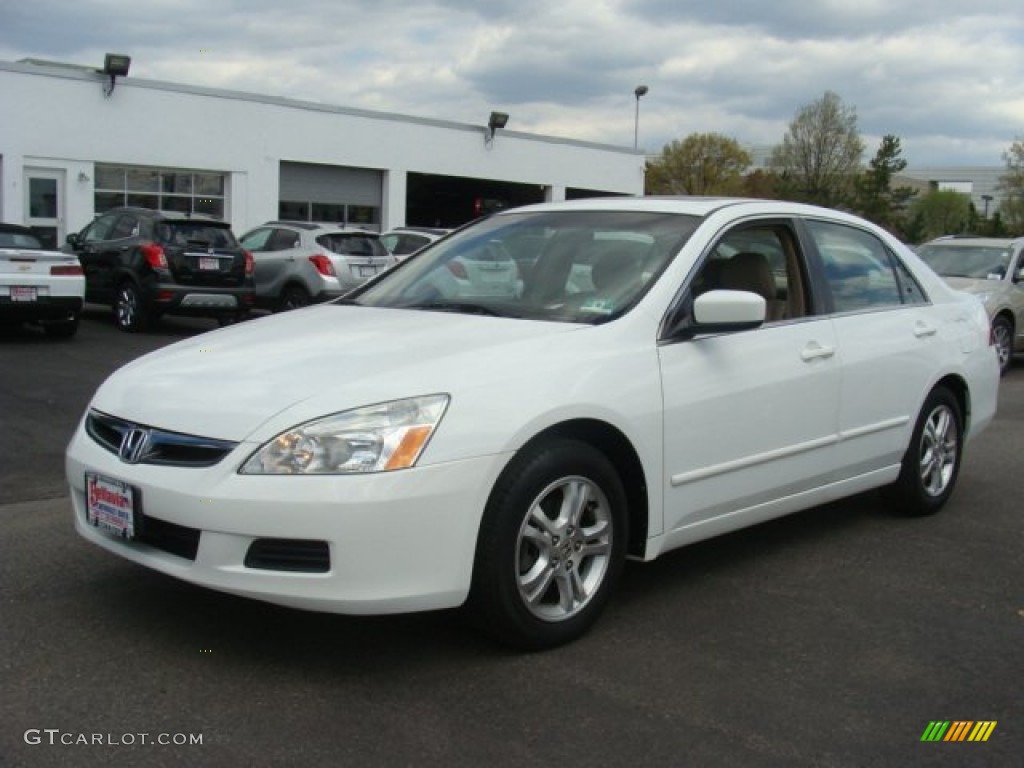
[
  {"x1": 86, "y1": 410, "x2": 238, "y2": 467},
  {"x1": 244, "y1": 539, "x2": 330, "y2": 573},
  {"x1": 137, "y1": 515, "x2": 201, "y2": 561}
]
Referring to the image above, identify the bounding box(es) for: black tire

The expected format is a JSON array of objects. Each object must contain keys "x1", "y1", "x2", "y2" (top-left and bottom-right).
[
  {"x1": 114, "y1": 282, "x2": 149, "y2": 332},
  {"x1": 43, "y1": 314, "x2": 80, "y2": 339},
  {"x1": 467, "y1": 439, "x2": 628, "y2": 650},
  {"x1": 991, "y1": 315, "x2": 1013, "y2": 376},
  {"x1": 277, "y1": 284, "x2": 311, "y2": 312},
  {"x1": 884, "y1": 386, "x2": 963, "y2": 517}
]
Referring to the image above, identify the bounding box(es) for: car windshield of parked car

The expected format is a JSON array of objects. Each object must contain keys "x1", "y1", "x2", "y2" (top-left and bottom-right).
[
  {"x1": 351, "y1": 210, "x2": 699, "y2": 323},
  {"x1": 916, "y1": 243, "x2": 1012, "y2": 279}
]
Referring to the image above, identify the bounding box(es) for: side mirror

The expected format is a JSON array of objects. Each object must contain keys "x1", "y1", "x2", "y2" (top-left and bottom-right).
[
  {"x1": 691, "y1": 290, "x2": 766, "y2": 335},
  {"x1": 65, "y1": 232, "x2": 81, "y2": 249},
  {"x1": 1015, "y1": 266, "x2": 1024, "y2": 282}
]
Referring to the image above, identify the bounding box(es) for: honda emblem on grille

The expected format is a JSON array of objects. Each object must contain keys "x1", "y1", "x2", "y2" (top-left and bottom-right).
[{"x1": 118, "y1": 428, "x2": 150, "y2": 464}]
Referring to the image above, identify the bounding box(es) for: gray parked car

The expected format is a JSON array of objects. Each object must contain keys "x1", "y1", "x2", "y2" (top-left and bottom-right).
[
  {"x1": 916, "y1": 236, "x2": 1024, "y2": 374},
  {"x1": 240, "y1": 221, "x2": 395, "y2": 311}
]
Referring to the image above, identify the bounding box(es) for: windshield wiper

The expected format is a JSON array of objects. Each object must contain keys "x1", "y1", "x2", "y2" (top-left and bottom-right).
[{"x1": 404, "y1": 300, "x2": 517, "y2": 318}]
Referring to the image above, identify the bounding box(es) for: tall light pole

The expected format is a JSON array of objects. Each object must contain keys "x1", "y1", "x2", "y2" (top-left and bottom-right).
[{"x1": 634, "y1": 85, "x2": 648, "y2": 150}]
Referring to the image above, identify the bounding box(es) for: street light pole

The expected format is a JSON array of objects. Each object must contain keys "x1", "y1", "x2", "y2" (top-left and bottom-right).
[{"x1": 634, "y1": 85, "x2": 648, "y2": 150}]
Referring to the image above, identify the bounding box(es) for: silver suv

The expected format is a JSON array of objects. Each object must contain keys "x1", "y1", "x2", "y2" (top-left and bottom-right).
[
  {"x1": 240, "y1": 221, "x2": 395, "y2": 311},
  {"x1": 916, "y1": 236, "x2": 1024, "y2": 374}
]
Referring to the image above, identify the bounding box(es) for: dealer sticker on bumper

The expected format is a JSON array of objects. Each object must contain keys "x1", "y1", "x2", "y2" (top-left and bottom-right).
[{"x1": 85, "y1": 472, "x2": 136, "y2": 539}]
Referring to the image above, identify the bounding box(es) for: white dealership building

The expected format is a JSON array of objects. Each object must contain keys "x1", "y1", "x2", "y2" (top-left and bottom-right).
[{"x1": 0, "y1": 58, "x2": 645, "y2": 248}]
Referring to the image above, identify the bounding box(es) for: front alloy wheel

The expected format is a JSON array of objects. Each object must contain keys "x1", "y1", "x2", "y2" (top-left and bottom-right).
[
  {"x1": 468, "y1": 439, "x2": 627, "y2": 650},
  {"x1": 516, "y1": 476, "x2": 613, "y2": 622}
]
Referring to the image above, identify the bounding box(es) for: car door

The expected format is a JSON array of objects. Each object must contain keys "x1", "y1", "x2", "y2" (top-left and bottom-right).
[
  {"x1": 241, "y1": 227, "x2": 296, "y2": 298},
  {"x1": 1009, "y1": 244, "x2": 1024, "y2": 353},
  {"x1": 658, "y1": 219, "x2": 842, "y2": 545},
  {"x1": 72, "y1": 213, "x2": 120, "y2": 302},
  {"x1": 801, "y1": 218, "x2": 946, "y2": 476}
]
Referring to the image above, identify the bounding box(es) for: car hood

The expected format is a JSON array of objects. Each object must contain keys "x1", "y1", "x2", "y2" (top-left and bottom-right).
[
  {"x1": 90, "y1": 305, "x2": 585, "y2": 441},
  {"x1": 942, "y1": 276, "x2": 1004, "y2": 294}
]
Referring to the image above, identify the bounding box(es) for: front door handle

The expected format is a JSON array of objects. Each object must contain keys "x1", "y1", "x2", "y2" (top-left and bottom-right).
[{"x1": 800, "y1": 342, "x2": 835, "y2": 362}]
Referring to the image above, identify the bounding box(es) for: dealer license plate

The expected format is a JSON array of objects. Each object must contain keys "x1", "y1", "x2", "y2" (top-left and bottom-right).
[
  {"x1": 199, "y1": 257, "x2": 220, "y2": 271},
  {"x1": 11, "y1": 286, "x2": 38, "y2": 302},
  {"x1": 85, "y1": 472, "x2": 136, "y2": 539}
]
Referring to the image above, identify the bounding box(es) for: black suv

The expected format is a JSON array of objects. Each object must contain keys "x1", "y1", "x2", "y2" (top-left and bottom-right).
[{"x1": 65, "y1": 207, "x2": 254, "y2": 332}]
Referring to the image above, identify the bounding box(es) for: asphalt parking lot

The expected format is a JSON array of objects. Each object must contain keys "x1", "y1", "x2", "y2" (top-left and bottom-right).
[{"x1": 1, "y1": 306, "x2": 1022, "y2": 768}]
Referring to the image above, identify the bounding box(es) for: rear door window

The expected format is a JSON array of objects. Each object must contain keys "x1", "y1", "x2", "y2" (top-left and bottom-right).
[{"x1": 805, "y1": 221, "x2": 913, "y2": 312}]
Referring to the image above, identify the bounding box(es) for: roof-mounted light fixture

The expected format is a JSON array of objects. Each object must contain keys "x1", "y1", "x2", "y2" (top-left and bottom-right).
[
  {"x1": 484, "y1": 111, "x2": 509, "y2": 146},
  {"x1": 100, "y1": 53, "x2": 131, "y2": 97}
]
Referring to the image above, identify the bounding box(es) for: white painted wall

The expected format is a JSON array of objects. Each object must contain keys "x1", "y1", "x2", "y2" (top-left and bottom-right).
[{"x1": 0, "y1": 61, "x2": 644, "y2": 238}]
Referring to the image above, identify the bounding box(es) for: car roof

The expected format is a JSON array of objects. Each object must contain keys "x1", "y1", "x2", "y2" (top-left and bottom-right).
[
  {"x1": 99, "y1": 207, "x2": 226, "y2": 224},
  {"x1": 264, "y1": 220, "x2": 378, "y2": 234},
  {"x1": 923, "y1": 236, "x2": 1024, "y2": 248},
  {"x1": 499, "y1": 195, "x2": 864, "y2": 221},
  {"x1": 0, "y1": 222, "x2": 35, "y2": 235}
]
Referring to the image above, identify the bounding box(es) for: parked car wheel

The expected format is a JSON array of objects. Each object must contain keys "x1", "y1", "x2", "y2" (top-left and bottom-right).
[
  {"x1": 277, "y1": 284, "x2": 311, "y2": 312},
  {"x1": 468, "y1": 439, "x2": 627, "y2": 650},
  {"x1": 42, "y1": 315, "x2": 80, "y2": 339},
  {"x1": 114, "y1": 281, "x2": 149, "y2": 332},
  {"x1": 885, "y1": 386, "x2": 963, "y2": 517},
  {"x1": 991, "y1": 315, "x2": 1013, "y2": 375}
]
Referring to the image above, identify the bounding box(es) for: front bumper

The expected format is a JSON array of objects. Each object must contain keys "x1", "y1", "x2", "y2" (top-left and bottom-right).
[{"x1": 66, "y1": 422, "x2": 511, "y2": 614}]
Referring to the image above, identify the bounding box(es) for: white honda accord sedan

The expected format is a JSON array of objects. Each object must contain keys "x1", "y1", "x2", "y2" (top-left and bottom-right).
[{"x1": 66, "y1": 198, "x2": 999, "y2": 649}]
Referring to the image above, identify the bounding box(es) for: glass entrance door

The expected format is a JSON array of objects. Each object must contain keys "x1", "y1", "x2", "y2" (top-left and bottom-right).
[{"x1": 25, "y1": 169, "x2": 65, "y2": 249}]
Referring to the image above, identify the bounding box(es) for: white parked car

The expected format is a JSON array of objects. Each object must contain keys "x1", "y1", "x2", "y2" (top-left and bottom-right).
[
  {"x1": 0, "y1": 223, "x2": 85, "y2": 338},
  {"x1": 66, "y1": 198, "x2": 999, "y2": 649}
]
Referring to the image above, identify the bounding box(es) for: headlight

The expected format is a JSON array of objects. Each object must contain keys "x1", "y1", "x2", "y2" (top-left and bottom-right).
[{"x1": 240, "y1": 394, "x2": 449, "y2": 475}]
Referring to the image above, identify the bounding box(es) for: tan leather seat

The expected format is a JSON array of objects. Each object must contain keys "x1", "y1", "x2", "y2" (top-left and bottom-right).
[{"x1": 720, "y1": 251, "x2": 785, "y2": 321}]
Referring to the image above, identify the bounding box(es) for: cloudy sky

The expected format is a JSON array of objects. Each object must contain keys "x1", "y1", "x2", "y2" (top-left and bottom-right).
[{"x1": 3, "y1": 0, "x2": 1023, "y2": 167}]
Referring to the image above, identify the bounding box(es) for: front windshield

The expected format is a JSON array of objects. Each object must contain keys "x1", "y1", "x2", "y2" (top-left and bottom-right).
[
  {"x1": 916, "y1": 244, "x2": 1011, "y2": 279},
  {"x1": 351, "y1": 210, "x2": 699, "y2": 323}
]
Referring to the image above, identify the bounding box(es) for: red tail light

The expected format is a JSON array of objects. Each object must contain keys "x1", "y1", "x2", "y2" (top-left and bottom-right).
[
  {"x1": 139, "y1": 243, "x2": 168, "y2": 269},
  {"x1": 447, "y1": 260, "x2": 468, "y2": 279},
  {"x1": 244, "y1": 250, "x2": 255, "y2": 277},
  {"x1": 308, "y1": 254, "x2": 335, "y2": 277},
  {"x1": 50, "y1": 265, "x2": 83, "y2": 276}
]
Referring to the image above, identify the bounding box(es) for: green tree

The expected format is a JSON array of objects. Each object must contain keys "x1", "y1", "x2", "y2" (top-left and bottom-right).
[
  {"x1": 909, "y1": 189, "x2": 971, "y2": 240},
  {"x1": 997, "y1": 136, "x2": 1024, "y2": 235},
  {"x1": 852, "y1": 134, "x2": 917, "y2": 236},
  {"x1": 769, "y1": 91, "x2": 864, "y2": 207},
  {"x1": 645, "y1": 133, "x2": 752, "y2": 195}
]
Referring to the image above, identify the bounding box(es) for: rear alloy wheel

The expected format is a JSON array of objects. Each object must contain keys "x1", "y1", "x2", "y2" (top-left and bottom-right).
[
  {"x1": 885, "y1": 386, "x2": 963, "y2": 516},
  {"x1": 114, "y1": 282, "x2": 149, "y2": 332},
  {"x1": 991, "y1": 315, "x2": 1013, "y2": 375},
  {"x1": 277, "y1": 285, "x2": 311, "y2": 312},
  {"x1": 468, "y1": 439, "x2": 627, "y2": 650}
]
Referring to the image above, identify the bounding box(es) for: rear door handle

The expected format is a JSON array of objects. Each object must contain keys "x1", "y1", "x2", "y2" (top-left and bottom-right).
[
  {"x1": 800, "y1": 342, "x2": 835, "y2": 362},
  {"x1": 914, "y1": 321, "x2": 937, "y2": 338}
]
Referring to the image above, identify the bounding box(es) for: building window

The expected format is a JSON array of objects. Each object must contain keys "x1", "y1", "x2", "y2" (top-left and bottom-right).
[
  {"x1": 95, "y1": 165, "x2": 227, "y2": 219},
  {"x1": 278, "y1": 200, "x2": 379, "y2": 228}
]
